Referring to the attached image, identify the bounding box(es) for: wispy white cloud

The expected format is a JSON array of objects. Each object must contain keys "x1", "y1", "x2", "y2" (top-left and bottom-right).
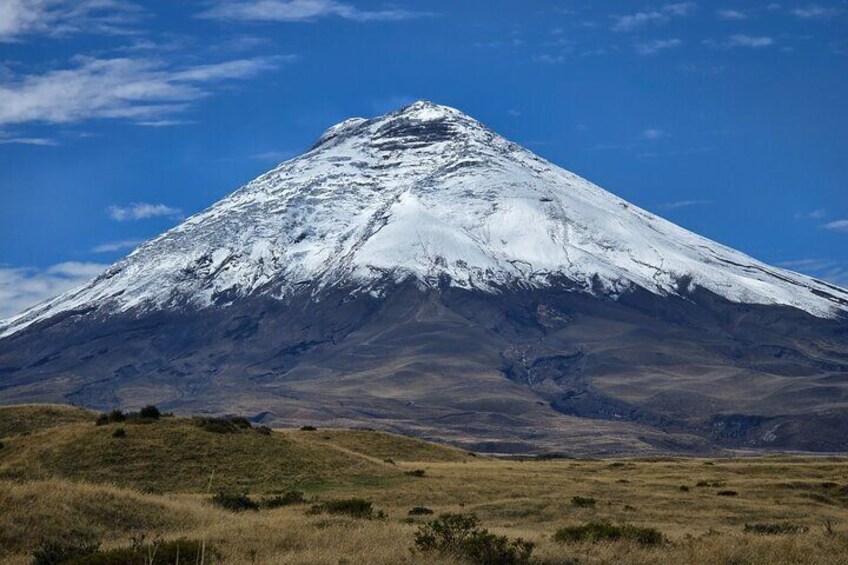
[
  {"x1": 534, "y1": 54, "x2": 566, "y2": 64},
  {"x1": 823, "y1": 219, "x2": 848, "y2": 232},
  {"x1": 795, "y1": 208, "x2": 828, "y2": 220},
  {"x1": 657, "y1": 199, "x2": 713, "y2": 210},
  {"x1": 250, "y1": 150, "x2": 295, "y2": 162},
  {"x1": 706, "y1": 34, "x2": 775, "y2": 48},
  {"x1": 134, "y1": 119, "x2": 195, "y2": 127},
  {"x1": 0, "y1": 55, "x2": 291, "y2": 127},
  {"x1": 108, "y1": 203, "x2": 182, "y2": 221},
  {"x1": 716, "y1": 9, "x2": 748, "y2": 20},
  {"x1": 0, "y1": 136, "x2": 58, "y2": 146},
  {"x1": 612, "y1": 2, "x2": 696, "y2": 32},
  {"x1": 642, "y1": 128, "x2": 666, "y2": 139},
  {"x1": 635, "y1": 39, "x2": 682, "y2": 55},
  {"x1": 91, "y1": 239, "x2": 143, "y2": 253},
  {"x1": 778, "y1": 258, "x2": 848, "y2": 288},
  {"x1": 198, "y1": 0, "x2": 431, "y2": 23},
  {"x1": 791, "y1": 5, "x2": 843, "y2": 19},
  {"x1": 0, "y1": 262, "x2": 107, "y2": 320},
  {"x1": 0, "y1": 0, "x2": 143, "y2": 42}
]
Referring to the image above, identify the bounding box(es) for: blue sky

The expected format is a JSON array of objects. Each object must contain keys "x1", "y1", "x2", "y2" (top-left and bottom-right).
[{"x1": 1, "y1": 0, "x2": 847, "y2": 318}]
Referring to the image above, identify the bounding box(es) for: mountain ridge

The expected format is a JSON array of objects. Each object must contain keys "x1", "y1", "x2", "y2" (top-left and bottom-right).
[
  {"x1": 1, "y1": 101, "x2": 847, "y2": 455},
  {"x1": 2, "y1": 101, "x2": 846, "y2": 339}
]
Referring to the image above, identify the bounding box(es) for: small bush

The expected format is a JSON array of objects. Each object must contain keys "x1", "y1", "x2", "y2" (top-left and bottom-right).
[
  {"x1": 679, "y1": 485, "x2": 690, "y2": 492},
  {"x1": 571, "y1": 496, "x2": 597, "y2": 507},
  {"x1": 260, "y1": 491, "x2": 306, "y2": 508},
  {"x1": 32, "y1": 532, "x2": 100, "y2": 565},
  {"x1": 414, "y1": 513, "x2": 534, "y2": 565},
  {"x1": 409, "y1": 506, "x2": 435, "y2": 516},
  {"x1": 211, "y1": 492, "x2": 259, "y2": 512},
  {"x1": 744, "y1": 523, "x2": 808, "y2": 535},
  {"x1": 194, "y1": 417, "x2": 250, "y2": 434},
  {"x1": 256, "y1": 425, "x2": 272, "y2": 436},
  {"x1": 111, "y1": 428, "x2": 126, "y2": 439},
  {"x1": 95, "y1": 410, "x2": 125, "y2": 426},
  {"x1": 0, "y1": 441, "x2": 4, "y2": 449},
  {"x1": 309, "y1": 498, "x2": 380, "y2": 519},
  {"x1": 554, "y1": 522, "x2": 665, "y2": 546},
  {"x1": 138, "y1": 405, "x2": 161, "y2": 419},
  {"x1": 228, "y1": 416, "x2": 252, "y2": 429},
  {"x1": 383, "y1": 458, "x2": 396, "y2": 465},
  {"x1": 68, "y1": 538, "x2": 207, "y2": 564},
  {"x1": 300, "y1": 425, "x2": 318, "y2": 431},
  {"x1": 406, "y1": 469, "x2": 426, "y2": 478},
  {"x1": 717, "y1": 490, "x2": 738, "y2": 497}
]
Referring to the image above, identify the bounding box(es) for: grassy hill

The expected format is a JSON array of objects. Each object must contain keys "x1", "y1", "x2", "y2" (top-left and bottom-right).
[
  {"x1": 1, "y1": 404, "x2": 848, "y2": 564},
  {"x1": 0, "y1": 405, "x2": 469, "y2": 492}
]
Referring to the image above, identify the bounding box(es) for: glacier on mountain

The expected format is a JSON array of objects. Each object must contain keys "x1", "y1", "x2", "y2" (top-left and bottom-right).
[{"x1": 3, "y1": 101, "x2": 847, "y2": 338}]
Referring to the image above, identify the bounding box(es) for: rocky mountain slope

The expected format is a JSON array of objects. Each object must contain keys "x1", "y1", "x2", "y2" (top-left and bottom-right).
[{"x1": 1, "y1": 101, "x2": 846, "y2": 454}]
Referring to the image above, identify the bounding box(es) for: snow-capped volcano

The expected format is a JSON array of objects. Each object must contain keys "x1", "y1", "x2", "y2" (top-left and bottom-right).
[
  {"x1": 2, "y1": 101, "x2": 846, "y2": 338},
  {"x1": 2, "y1": 102, "x2": 847, "y2": 455}
]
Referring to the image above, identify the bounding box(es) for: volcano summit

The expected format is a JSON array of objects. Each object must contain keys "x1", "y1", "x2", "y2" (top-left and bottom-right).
[{"x1": 2, "y1": 102, "x2": 847, "y2": 454}]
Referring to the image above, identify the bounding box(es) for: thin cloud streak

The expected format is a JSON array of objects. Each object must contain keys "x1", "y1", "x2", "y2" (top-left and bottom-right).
[
  {"x1": 778, "y1": 258, "x2": 848, "y2": 288},
  {"x1": 635, "y1": 39, "x2": 682, "y2": 55},
  {"x1": 705, "y1": 34, "x2": 775, "y2": 48},
  {"x1": 823, "y1": 219, "x2": 848, "y2": 232},
  {"x1": 656, "y1": 199, "x2": 713, "y2": 210},
  {"x1": 716, "y1": 9, "x2": 747, "y2": 20},
  {"x1": 91, "y1": 239, "x2": 144, "y2": 253},
  {"x1": 0, "y1": 0, "x2": 144, "y2": 42},
  {"x1": 0, "y1": 262, "x2": 107, "y2": 320},
  {"x1": 791, "y1": 5, "x2": 843, "y2": 19},
  {"x1": 612, "y1": 2, "x2": 696, "y2": 32},
  {"x1": 108, "y1": 203, "x2": 183, "y2": 221},
  {"x1": 0, "y1": 55, "x2": 292, "y2": 127},
  {"x1": 0, "y1": 136, "x2": 58, "y2": 146},
  {"x1": 198, "y1": 0, "x2": 432, "y2": 23}
]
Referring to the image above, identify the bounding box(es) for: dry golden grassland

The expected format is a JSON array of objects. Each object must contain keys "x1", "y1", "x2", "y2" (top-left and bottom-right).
[{"x1": 1, "y1": 405, "x2": 848, "y2": 564}]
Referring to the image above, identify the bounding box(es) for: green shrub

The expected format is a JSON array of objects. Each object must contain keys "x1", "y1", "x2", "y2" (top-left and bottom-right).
[
  {"x1": 111, "y1": 428, "x2": 126, "y2": 439},
  {"x1": 255, "y1": 425, "x2": 272, "y2": 436},
  {"x1": 717, "y1": 490, "x2": 738, "y2": 497},
  {"x1": 95, "y1": 410, "x2": 125, "y2": 426},
  {"x1": 744, "y1": 523, "x2": 808, "y2": 535},
  {"x1": 300, "y1": 425, "x2": 318, "y2": 431},
  {"x1": 66, "y1": 539, "x2": 207, "y2": 564},
  {"x1": 413, "y1": 513, "x2": 534, "y2": 565},
  {"x1": 211, "y1": 492, "x2": 259, "y2": 512},
  {"x1": 228, "y1": 416, "x2": 252, "y2": 429},
  {"x1": 194, "y1": 417, "x2": 251, "y2": 434},
  {"x1": 309, "y1": 498, "x2": 381, "y2": 519},
  {"x1": 406, "y1": 469, "x2": 426, "y2": 477},
  {"x1": 679, "y1": 485, "x2": 690, "y2": 492},
  {"x1": 32, "y1": 532, "x2": 100, "y2": 565},
  {"x1": 260, "y1": 491, "x2": 306, "y2": 508},
  {"x1": 571, "y1": 496, "x2": 596, "y2": 507},
  {"x1": 554, "y1": 522, "x2": 665, "y2": 546},
  {"x1": 409, "y1": 506, "x2": 434, "y2": 516},
  {"x1": 383, "y1": 458, "x2": 396, "y2": 465},
  {"x1": 138, "y1": 405, "x2": 161, "y2": 419}
]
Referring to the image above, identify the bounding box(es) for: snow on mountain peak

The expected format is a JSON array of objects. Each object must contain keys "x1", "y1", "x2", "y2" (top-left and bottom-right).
[{"x1": 2, "y1": 102, "x2": 847, "y2": 337}]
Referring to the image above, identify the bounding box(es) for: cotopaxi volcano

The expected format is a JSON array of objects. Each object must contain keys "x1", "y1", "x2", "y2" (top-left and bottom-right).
[{"x1": 2, "y1": 101, "x2": 847, "y2": 454}]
